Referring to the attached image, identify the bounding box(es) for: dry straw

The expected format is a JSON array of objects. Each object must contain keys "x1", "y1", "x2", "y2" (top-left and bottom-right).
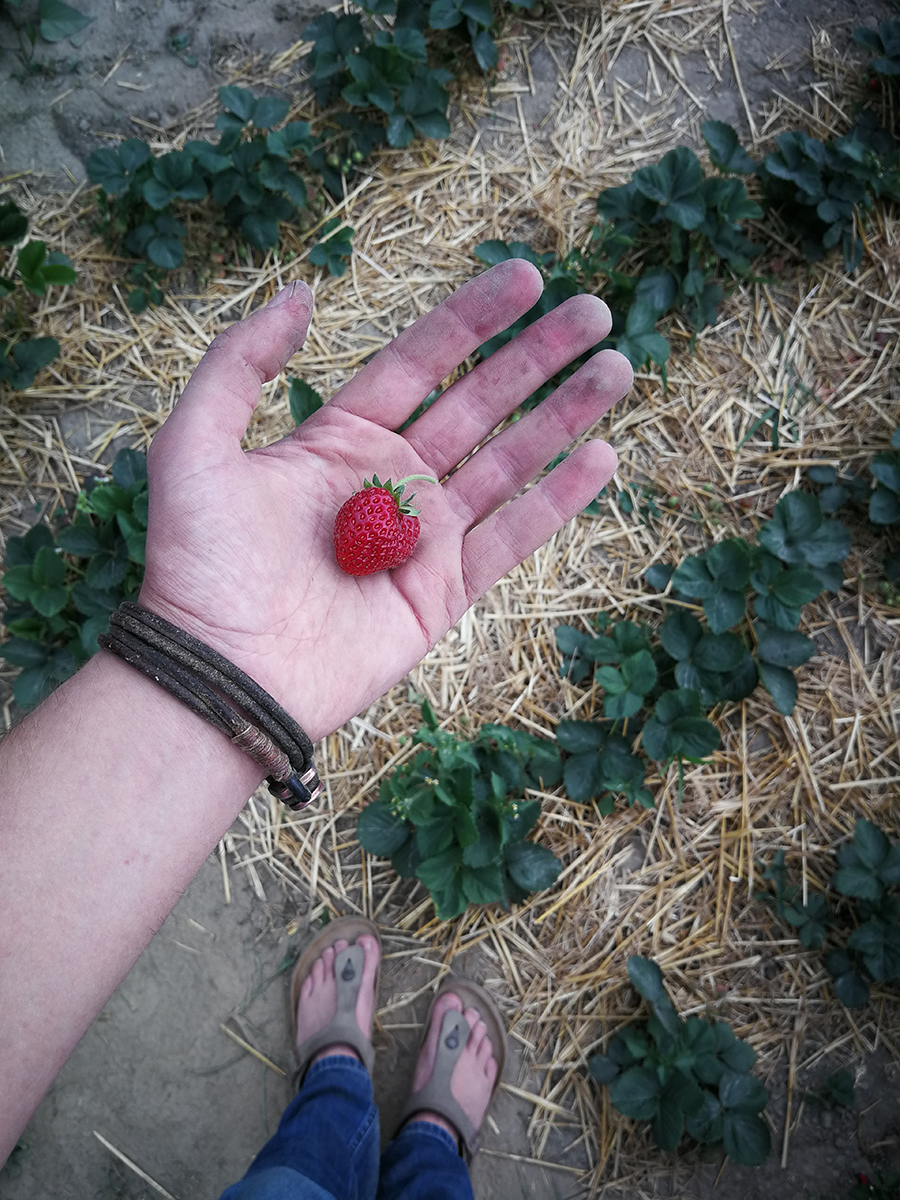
[{"x1": 1, "y1": 0, "x2": 898, "y2": 1191}]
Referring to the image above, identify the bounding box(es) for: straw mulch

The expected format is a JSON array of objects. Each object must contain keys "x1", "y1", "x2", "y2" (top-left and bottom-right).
[{"x1": 2, "y1": 0, "x2": 899, "y2": 1193}]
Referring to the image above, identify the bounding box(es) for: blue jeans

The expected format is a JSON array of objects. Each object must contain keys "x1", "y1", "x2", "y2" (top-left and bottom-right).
[{"x1": 219, "y1": 1056, "x2": 473, "y2": 1200}]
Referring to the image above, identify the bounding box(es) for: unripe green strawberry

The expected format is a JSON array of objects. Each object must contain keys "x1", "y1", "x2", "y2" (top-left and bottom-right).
[{"x1": 334, "y1": 473, "x2": 437, "y2": 576}]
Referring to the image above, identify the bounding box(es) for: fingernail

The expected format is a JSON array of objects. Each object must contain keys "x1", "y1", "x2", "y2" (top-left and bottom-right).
[{"x1": 267, "y1": 280, "x2": 297, "y2": 309}]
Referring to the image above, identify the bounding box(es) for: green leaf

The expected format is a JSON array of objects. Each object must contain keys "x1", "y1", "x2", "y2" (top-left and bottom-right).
[
  {"x1": 847, "y1": 920, "x2": 900, "y2": 981},
  {"x1": 870, "y1": 487, "x2": 900, "y2": 525},
  {"x1": 853, "y1": 817, "x2": 890, "y2": 870},
  {"x1": 556, "y1": 720, "x2": 606, "y2": 754},
  {"x1": 14, "y1": 663, "x2": 56, "y2": 709},
  {"x1": 627, "y1": 956, "x2": 665, "y2": 1002},
  {"x1": 32, "y1": 545, "x2": 66, "y2": 587},
  {"x1": 588, "y1": 1054, "x2": 621, "y2": 1085},
  {"x1": 417, "y1": 848, "x2": 462, "y2": 892},
  {"x1": 703, "y1": 589, "x2": 746, "y2": 634},
  {"x1": 0, "y1": 201, "x2": 28, "y2": 246},
  {"x1": 692, "y1": 632, "x2": 745, "y2": 673},
  {"x1": 0, "y1": 638, "x2": 48, "y2": 667},
  {"x1": 702, "y1": 120, "x2": 755, "y2": 173},
  {"x1": 722, "y1": 1110, "x2": 771, "y2": 1166},
  {"x1": 871, "y1": 453, "x2": 900, "y2": 496},
  {"x1": 85, "y1": 548, "x2": 129, "y2": 590},
  {"x1": 471, "y1": 29, "x2": 498, "y2": 71},
  {"x1": 609, "y1": 1066, "x2": 661, "y2": 1120},
  {"x1": 219, "y1": 85, "x2": 256, "y2": 122},
  {"x1": 462, "y1": 862, "x2": 505, "y2": 904},
  {"x1": 769, "y1": 566, "x2": 823, "y2": 608},
  {"x1": 633, "y1": 146, "x2": 705, "y2": 229},
  {"x1": 357, "y1": 797, "x2": 411, "y2": 855},
  {"x1": 504, "y1": 840, "x2": 560, "y2": 893},
  {"x1": 676, "y1": 717, "x2": 720, "y2": 758},
  {"x1": 17, "y1": 240, "x2": 46, "y2": 281},
  {"x1": 719, "y1": 1071, "x2": 768, "y2": 1112},
  {"x1": 288, "y1": 377, "x2": 324, "y2": 425},
  {"x1": 39, "y1": 0, "x2": 92, "y2": 42},
  {"x1": 756, "y1": 629, "x2": 815, "y2": 669},
  {"x1": 252, "y1": 95, "x2": 290, "y2": 129},
  {"x1": 757, "y1": 661, "x2": 797, "y2": 715}
]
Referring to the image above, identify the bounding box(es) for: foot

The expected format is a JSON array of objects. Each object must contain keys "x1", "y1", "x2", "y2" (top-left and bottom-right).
[
  {"x1": 406, "y1": 992, "x2": 499, "y2": 1148},
  {"x1": 295, "y1": 934, "x2": 380, "y2": 1065}
]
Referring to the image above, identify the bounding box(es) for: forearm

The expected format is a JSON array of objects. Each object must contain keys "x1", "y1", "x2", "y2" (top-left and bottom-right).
[{"x1": 0, "y1": 650, "x2": 264, "y2": 1158}]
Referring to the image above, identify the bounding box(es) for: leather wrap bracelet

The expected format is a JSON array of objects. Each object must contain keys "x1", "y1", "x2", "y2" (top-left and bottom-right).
[{"x1": 98, "y1": 602, "x2": 323, "y2": 809}]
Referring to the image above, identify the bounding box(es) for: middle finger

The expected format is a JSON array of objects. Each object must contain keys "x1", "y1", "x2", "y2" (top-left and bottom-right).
[{"x1": 401, "y1": 292, "x2": 613, "y2": 479}]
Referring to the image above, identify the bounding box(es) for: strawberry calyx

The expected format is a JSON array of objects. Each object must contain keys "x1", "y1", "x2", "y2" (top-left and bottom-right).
[{"x1": 362, "y1": 472, "x2": 438, "y2": 518}]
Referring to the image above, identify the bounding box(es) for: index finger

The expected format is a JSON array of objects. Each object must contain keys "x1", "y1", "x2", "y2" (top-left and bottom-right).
[{"x1": 328, "y1": 259, "x2": 544, "y2": 429}]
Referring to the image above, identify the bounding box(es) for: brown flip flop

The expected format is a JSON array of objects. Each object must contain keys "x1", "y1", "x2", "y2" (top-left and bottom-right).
[
  {"x1": 290, "y1": 915, "x2": 382, "y2": 1089},
  {"x1": 397, "y1": 977, "x2": 507, "y2": 1160}
]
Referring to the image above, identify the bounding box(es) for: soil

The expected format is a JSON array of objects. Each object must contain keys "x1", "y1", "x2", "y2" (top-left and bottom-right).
[{"x1": 1, "y1": 0, "x2": 899, "y2": 1197}]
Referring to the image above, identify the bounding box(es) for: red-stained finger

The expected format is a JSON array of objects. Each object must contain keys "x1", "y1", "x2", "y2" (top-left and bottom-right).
[
  {"x1": 443, "y1": 348, "x2": 632, "y2": 528},
  {"x1": 460, "y1": 440, "x2": 619, "y2": 602},
  {"x1": 151, "y1": 282, "x2": 313, "y2": 466},
  {"x1": 328, "y1": 260, "x2": 544, "y2": 430},
  {"x1": 402, "y1": 293, "x2": 614, "y2": 479}
]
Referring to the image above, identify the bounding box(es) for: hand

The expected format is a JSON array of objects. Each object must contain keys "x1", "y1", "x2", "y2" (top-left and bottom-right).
[{"x1": 138, "y1": 260, "x2": 633, "y2": 741}]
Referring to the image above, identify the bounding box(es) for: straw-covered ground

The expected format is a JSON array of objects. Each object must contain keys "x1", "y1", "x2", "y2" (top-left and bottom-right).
[{"x1": 2, "y1": 1, "x2": 899, "y2": 1193}]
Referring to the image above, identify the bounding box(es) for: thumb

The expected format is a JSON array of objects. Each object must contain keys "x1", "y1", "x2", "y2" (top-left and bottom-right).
[{"x1": 152, "y1": 281, "x2": 313, "y2": 466}]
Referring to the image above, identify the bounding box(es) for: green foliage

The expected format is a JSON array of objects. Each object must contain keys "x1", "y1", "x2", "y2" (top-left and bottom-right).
[
  {"x1": 588, "y1": 957, "x2": 770, "y2": 1166},
  {"x1": 288, "y1": 377, "x2": 325, "y2": 425},
  {"x1": 87, "y1": 90, "x2": 319, "y2": 307},
  {"x1": 755, "y1": 114, "x2": 900, "y2": 272},
  {"x1": 303, "y1": 0, "x2": 529, "y2": 145},
  {"x1": 555, "y1": 489, "x2": 848, "y2": 815},
  {"x1": 805, "y1": 1067, "x2": 855, "y2": 1111},
  {"x1": 356, "y1": 701, "x2": 563, "y2": 919},
  {"x1": 1, "y1": 0, "x2": 92, "y2": 67},
  {"x1": 757, "y1": 819, "x2": 900, "y2": 1009},
  {"x1": 806, "y1": 427, "x2": 900, "y2": 590},
  {"x1": 0, "y1": 199, "x2": 76, "y2": 390},
  {"x1": 0, "y1": 449, "x2": 147, "y2": 708},
  {"x1": 308, "y1": 219, "x2": 355, "y2": 277},
  {"x1": 470, "y1": 115, "x2": 900, "y2": 401},
  {"x1": 854, "y1": 21, "x2": 900, "y2": 80}
]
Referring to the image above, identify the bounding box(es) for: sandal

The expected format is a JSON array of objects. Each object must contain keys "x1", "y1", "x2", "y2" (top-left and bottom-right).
[
  {"x1": 290, "y1": 915, "x2": 382, "y2": 1088},
  {"x1": 397, "y1": 978, "x2": 507, "y2": 1160}
]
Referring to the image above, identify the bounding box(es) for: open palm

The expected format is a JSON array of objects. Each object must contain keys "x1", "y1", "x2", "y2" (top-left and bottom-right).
[{"x1": 139, "y1": 260, "x2": 633, "y2": 742}]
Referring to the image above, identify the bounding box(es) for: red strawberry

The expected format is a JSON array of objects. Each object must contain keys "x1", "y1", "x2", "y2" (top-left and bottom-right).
[{"x1": 334, "y1": 473, "x2": 437, "y2": 576}]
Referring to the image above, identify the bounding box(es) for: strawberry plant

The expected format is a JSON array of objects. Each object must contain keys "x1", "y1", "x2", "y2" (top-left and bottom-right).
[
  {"x1": 1, "y1": 199, "x2": 76, "y2": 390},
  {"x1": 555, "y1": 489, "x2": 849, "y2": 816},
  {"x1": 807, "y1": 427, "x2": 900, "y2": 585},
  {"x1": 356, "y1": 701, "x2": 563, "y2": 920},
  {"x1": 754, "y1": 113, "x2": 900, "y2": 271},
  {"x1": 757, "y1": 819, "x2": 900, "y2": 1008},
  {"x1": 87, "y1": 88, "x2": 327, "y2": 310},
  {"x1": 309, "y1": 219, "x2": 355, "y2": 278},
  {"x1": 588, "y1": 957, "x2": 770, "y2": 1166},
  {"x1": 854, "y1": 21, "x2": 900, "y2": 85},
  {"x1": 0, "y1": 448, "x2": 147, "y2": 708}
]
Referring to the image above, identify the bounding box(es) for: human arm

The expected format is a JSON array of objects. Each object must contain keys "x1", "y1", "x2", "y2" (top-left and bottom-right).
[{"x1": 0, "y1": 260, "x2": 632, "y2": 1158}]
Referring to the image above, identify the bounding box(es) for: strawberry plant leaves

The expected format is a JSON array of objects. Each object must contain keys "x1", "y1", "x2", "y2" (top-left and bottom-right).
[
  {"x1": 461, "y1": 862, "x2": 505, "y2": 904},
  {"x1": 870, "y1": 486, "x2": 900, "y2": 524},
  {"x1": 757, "y1": 661, "x2": 797, "y2": 715},
  {"x1": 504, "y1": 840, "x2": 560, "y2": 893},
  {"x1": 288, "y1": 378, "x2": 324, "y2": 425},
  {"x1": 702, "y1": 120, "x2": 755, "y2": 174},
  {"x1": 755, "y1": 627, "x2": 815, "y2": 669},
  {"x1": 0, "y1": 201, "x2": 28, "y2": 246},
  {"x1": 609, "y1": 1066, "x2": 661, "y2": 1121},
  {"x1": 722, "y1": 1110, "x2": 771, "y2": 1166},
  {"x1": 39, "y1": 0, "x2": 92, "y2": 42},
  {"x1": 627, "y1": 956, "x2": 665, "y2": 1002},
  {"x1": 588, "y1": 1054, "x2": 621, "y2": 1085},
  {"x1": 847, "y1": 920, "x2": 900, "y2": 981},
  {"x1": 633, "y1": 147, "x2": 705, "y2": 229}
]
